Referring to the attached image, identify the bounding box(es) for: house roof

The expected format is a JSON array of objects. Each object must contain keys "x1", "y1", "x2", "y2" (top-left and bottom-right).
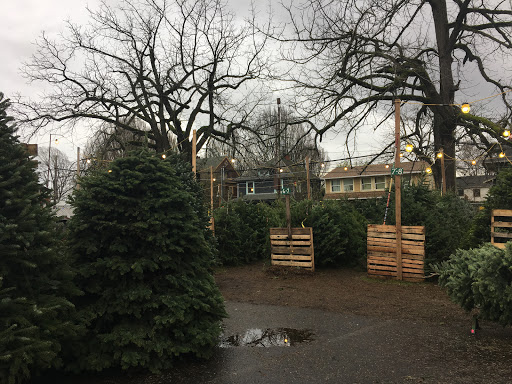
[
  {"x1": 324, "y1": 161, "x2": 430, "y2": 179},
  {"x1": 236, "y1": 157, "x2": 320, "y2": 181},
  {"x1": 456, "y1": 175, "x2": 493, "y2": 189},
  {"x1": 196, "y1": 156, "x2": 230, "y2": 171}
]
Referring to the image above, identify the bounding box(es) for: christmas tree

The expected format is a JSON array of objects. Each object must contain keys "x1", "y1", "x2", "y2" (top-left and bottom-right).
[
  {"x1": 67, "y1": 150, "x2": 226, "y2": 372},
  {"x1": 0, "y1": 93, "x2": 81, "y2": 384}
]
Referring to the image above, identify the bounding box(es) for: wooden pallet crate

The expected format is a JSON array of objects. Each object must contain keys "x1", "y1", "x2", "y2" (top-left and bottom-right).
[
  {"x1": 367, "y1": 224, "x2": 425, "y2": 282},
  {"x1": 491, "y1": 209, "x2": 512, "y2": 249},
  {"x1": 270, "y1": 227, "x2": 314, "y2": 271}
]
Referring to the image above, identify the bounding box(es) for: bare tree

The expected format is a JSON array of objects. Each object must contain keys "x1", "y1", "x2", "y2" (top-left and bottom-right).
[
  {"x1": 38, "y1": 146, "x2": 75, "y2": 204},
  {"x1": 205, "y1": 105, "x2": 329, "y2": 175},
  {"x1": 16, "y1": 0, "x2": 270, "y2": 158},
  {"x1": 269, "y1": 0, "x2": 512, "y2": 190}
]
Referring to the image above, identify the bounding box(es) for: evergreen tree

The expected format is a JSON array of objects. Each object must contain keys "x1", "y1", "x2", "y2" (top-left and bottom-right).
[
  {"x1": 0, "y1": 93, "x2": 81, "y2": 384},
  {"x1": 67, "y1": 150, "x2": 226, "y2": 372}
]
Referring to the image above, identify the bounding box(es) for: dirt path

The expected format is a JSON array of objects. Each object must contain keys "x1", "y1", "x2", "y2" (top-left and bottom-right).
[{"x1": 215, "y1": 263, "x2": 469, "y2": 325}]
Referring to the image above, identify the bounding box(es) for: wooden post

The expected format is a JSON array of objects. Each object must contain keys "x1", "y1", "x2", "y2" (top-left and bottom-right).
[
  {"x1": 76, "y1": 147, "x2": 80, "y2": 190},
  {"x1": 394, "y1": 99, "x2": 403, "y2": 281},
  {"x1": 210, "y1": 166, "x2": 214, "y2": 211},
  {"x1": 192, "y1": 129, "x2": 197, "y2": 175},
  {"x1": 306, "y1": 156, "x2": 311, "y2": 200},
  {"x1": 440, "y1": 148, "x2": 446, "y2": 195},
  {"x1": 285, "y1": 194, "x2": 292, "y2": 239},
  {"x1": 276, "y1": 98, "x2": 281, "y2": 200}
]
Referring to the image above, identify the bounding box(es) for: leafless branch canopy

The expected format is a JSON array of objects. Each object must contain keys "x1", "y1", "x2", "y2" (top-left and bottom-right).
[{"x1": 17, "y1": 0, "x2": 271, "y2": 156}]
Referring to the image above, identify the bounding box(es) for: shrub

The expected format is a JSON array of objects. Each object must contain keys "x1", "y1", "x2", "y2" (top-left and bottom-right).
[
  {"x1": 67, "y1": 150, "x2": 226, "y2": 373},
  {"x1": 434, "y1": 243, "x2": 512, "y2": 326}
]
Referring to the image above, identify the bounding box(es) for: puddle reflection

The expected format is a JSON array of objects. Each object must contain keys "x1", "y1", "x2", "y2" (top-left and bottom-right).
[{"x1": 219, "y1": 328, "x2": 314, "y2": 347}]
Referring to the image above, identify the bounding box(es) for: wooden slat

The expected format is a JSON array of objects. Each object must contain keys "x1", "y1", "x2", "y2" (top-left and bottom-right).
[
  {"x1": 492, "y1": 242, "x2": 506, "y2": 249},
  {"x1": 270, "y1": 234, "x2": 311, "y2": 240},
  {"x1": 271, "y1": 240, "x2": 312, "y2": 246},
  {"x1": 271, "y1": 255, "x2": 314, "y2": 261},
  {"x1": 402, "y1": 226, "x2": 425, "y2": 234},
  {"x1": 271, "y1": 246, "x2": 312, "y2": 255},
  {"x1": 271, "y1": 260, "x2": 313, "y2": 268},
  {"x1": 492, "y1": 209, "x2": 512, "y2": 217},
  {"x1": 401, "y1": 233, "x2": 425, "y2": 241},
  {"x1": 491, "y1": 232, "x2": 512, "y2": 239},
  {"x1": 270, "y1": 228, "x2": 312, "y2": 236},
  {"x1": 491, "y1": 221, "x2": 512, "y2": 228}
]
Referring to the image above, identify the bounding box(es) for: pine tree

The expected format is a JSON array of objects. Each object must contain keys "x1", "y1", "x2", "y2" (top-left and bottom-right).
[
  {"x1": 67, "y1": 150, "x2": 226, "y2": 372},
  {"x1": 0, "y1": 93, "x2": 81, "y2": 384}
]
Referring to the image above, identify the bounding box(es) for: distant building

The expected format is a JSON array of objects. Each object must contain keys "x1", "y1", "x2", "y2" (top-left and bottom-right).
[
  {"x1": 196, "y1": 156, "x2": 239, "y2": 208},
  {"x1": 323, "y1": 161, "x2": 433, "y2": 200},
  {"x1": 235, "y1": 158, "x2": 321, "y2": 202},
  {"x1": 456, "y1": 175, "x2": 493, "y2": 204}
]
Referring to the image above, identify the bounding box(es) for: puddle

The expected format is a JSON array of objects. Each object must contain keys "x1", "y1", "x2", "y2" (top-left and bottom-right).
[{"x1": 219, "y1": 328, "x2": 315, "y2": 347}]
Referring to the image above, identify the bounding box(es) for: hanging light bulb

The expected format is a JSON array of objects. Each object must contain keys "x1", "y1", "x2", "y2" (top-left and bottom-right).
[
  {"x1": 503, "y1": 130, "x2": 510, "y2": 138},
  {"x1": 471, "y1": 160, "x2": 477, "y2": 165},
  {"x1": 499, "y1": 152, "x2": 506, "y2": 158},
  {"x1": 399, "y1": 153, "x2": 404, "y2": 158},
  {"x1": 279, "y1": 168, "x2": 284, "y2": 173},
  {"x1": 108, "y1": 169, "x2": 112, "y2": 173},
  {"x1": 161, "y1": 154, "x2": 166, "y2": 159},
  {"x1": 86, "y1": 159, "x2": 91, "y2": 164},
  {"x1": 426, "y1": 167, "x2": 432, "y2": 174},
  {"x1": 231, "y1": 158, "x2": 236, "y2": 163},
  {"x1": 405, "y1": 143, "x2": 414, "y2": 152},
  {"x1": 344, "y1": 166, "x2": 348, "y2": 171},
  {"x1": 385, "y1": 164, "x2": 390, "y2": 169},
  {"x1": 461, "y1": 103, "x2": 470, "y2": 114},
  {"x1": 320, "y1": 163, "x2": 325, "y2": 168},
  {"x1": 437, "y1": 152, "x2": 443, "y2": 159},
  {"x1": 54, "y1": 138, "x2": 60, "y2": 145}
]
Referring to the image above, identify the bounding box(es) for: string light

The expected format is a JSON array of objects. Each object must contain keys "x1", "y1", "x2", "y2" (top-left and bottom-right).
[
  {"x1": 86, "y1": 159, "x2": 91, "y2": 164},
  {"x1": 503, "y1": 130, "x2": 510, "y2": 138},
  {"x1": 385, "y1": 164, "x2": 390, "y2": 168},
  {"x1": 405, "y1": 143, "x2": 413, "y2": 152},
  {"x1": 161, "y1": 154, "x2": 166, "y2": 159},
  {"x1": 344, "y1": 167, "x2": 348, "y2": 171},
  {"x1": 231, "y1": 158, "x2": 236, "y2": 163},
  {"x1": 461, "y1": 103, "x2": 471, "y2": 113},
  {"x1": 437, "y1": 152, "x2": 443, "y2": 159},
  {"x1": 471, "y1": 160, "x2": 477, "y2": 165},
  {"x1": 399, "y1": 153, "x2": 404, "y2": 158},
  {"x1": 279, "y1": 168, "x2": 284, "y2": 173},
  {"x1": 426, "y1": 167, "x2": 432, "y2": 174},
  {"x1": 108, "y1": 169, "x2": 112, "y2": 173},
  {"x1": 499, "y1": 152, "x2": 506, "y2": 158}
]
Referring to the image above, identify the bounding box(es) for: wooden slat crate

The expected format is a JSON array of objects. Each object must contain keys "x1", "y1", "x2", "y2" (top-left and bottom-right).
[
  {"x1": 270, "y1": 227, "x2": 314, "y2": 271},
  {"x1": 367, "y1": 224, "x2": 425, "y2": 282},
  {"x1": 491, "y1": 209, "x2": 512, "y2": 249}
]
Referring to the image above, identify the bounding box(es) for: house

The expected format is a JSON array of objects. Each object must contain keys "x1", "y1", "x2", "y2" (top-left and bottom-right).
[
  {"x1": 235, "y1": 158, "x2": 321, "y2": 202},
  {"x1": 456, "y1": 175, "x2": 493, "y2": 204},
  {"x1": 323, "y1": 161, "x2": 433, "y2": 200},
  {"x1": 196, "y1": 156, "x2": 239, "y2": 208},
  {"x1": 483, "y1": 146, "x2": 512, "y2": 174}
]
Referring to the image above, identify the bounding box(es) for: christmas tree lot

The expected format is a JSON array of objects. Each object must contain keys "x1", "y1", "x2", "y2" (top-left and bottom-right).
[
  {"x1": 66, "y1": 150, "x2": 226, "y2": 372},
  {"x1": 0, "y1": 93, "x2": 81, "y2": 384}
]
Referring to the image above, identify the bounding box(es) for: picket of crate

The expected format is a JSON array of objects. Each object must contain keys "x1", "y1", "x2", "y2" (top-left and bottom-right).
[
  {"x1": 270, "y1": 227, "x2": 315, "y2": 271},
  {"x1": 367, "y1": 224, "x2": 425, "y2": 282},
  {"x1": 491, "y1": 209, "x2": 512, "y2": 249}
]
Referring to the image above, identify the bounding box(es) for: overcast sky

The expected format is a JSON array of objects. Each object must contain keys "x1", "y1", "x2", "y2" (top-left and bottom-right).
[{"x1": 1, "y1": 0, "x2": 383, "y2": 163}]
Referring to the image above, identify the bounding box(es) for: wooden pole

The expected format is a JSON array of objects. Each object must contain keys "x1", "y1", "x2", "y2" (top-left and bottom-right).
[
  {"x1": 210, "y1": 166, "x2": 215, "y2": 235},
  {"x1": 394, "y1": 99, "x2": 403, "y2": 281},
  {"x1": 285, "y1": 194, "x2": 292, "y2": 239},
  {"x1": 76, "y1": 147, "x2": 80, "y2": 190},
  {"x1": 277, "y1": 98, "x2": 281, "y2": 200},
  {"x1": 306, "y1": 155, "x2": 311, "y2": 200},
  {"x1": 192, "y1": 129, "x2": 197, "y2": 175},
  {"x1": 440, "y1": 148, "x2": 446, "y2": 195}
]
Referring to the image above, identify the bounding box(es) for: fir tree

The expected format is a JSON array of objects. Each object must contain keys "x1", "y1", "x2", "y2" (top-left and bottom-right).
[
  {"x1": 67, "y1": 150, "x2": 226, "y2": 372},
  {"x1": 0, "y1": 93, "x2": 81, "y2": 384}
]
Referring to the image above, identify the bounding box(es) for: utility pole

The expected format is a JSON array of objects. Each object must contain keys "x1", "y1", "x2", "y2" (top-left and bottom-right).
[
  {"x1": 192, "y1": 129, "x2": 197, "y2": 175},
  {"x1": 306, "y1": 155, "x2": 311, "y2": 200}
]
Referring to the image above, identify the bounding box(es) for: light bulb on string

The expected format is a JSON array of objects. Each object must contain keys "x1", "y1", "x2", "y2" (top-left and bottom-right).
[
  {"x1": 385, "y1": 164, "x2": 390, "y2": 169},
  {"x1": 426, "y1": 167, "x2": 432, "y2": 174},
  {"x1": 471, "y1": 160, "x2": 477, "y2": 165},
  {"x1": 161, "y1": 154, "x2": 166, "y2": 159},
  {"x1": 54, "y1": 138, "x2": 60, "y2": 145},
  {"x1": 503, "y1": 130, "x2": 510, "y2": 138},
  {"x1": 344, "y1": 167, "x2": 348, "y2": 171},
  {"x1": 437, "y1": 152, "x2": 443, "y2": 159},
  {"x1": 461, "y1": 103, "x2": 470, "y2": 114},
  {"x1": 405, "y1": 143, "x2": 413, "y2": 153},
  {"x1": 499, "y1": 152, "x2": 506, "y2": 158},
  {"x1": 399, "y1": 153, "x2": 404, "y2": 158}
]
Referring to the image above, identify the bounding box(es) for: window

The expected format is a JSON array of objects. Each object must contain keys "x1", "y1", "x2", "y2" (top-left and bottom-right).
[
  {"x1": 361, "y1": 178, "x2": 372, "y2": 191},
  {"x1": 473, "y1": 188, "x2": 481, "y2": 198},
  {"x1": 343, "y1": 178, "x2": 354, "y2": 192},
  {"x1": 331, "y1": 180, "x2": 341, "y2": 192},
  {"x1": 375, "y1": 176, "x2": 386, "y2": 190},
  {"x1": 247, "y1": 181, "x2": 255, "y2": 194}
]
